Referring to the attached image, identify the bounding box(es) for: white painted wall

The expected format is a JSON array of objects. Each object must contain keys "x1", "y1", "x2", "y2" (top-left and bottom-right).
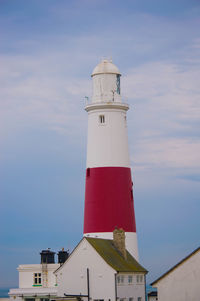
[
  {"x1": 86, "y1": 108, "x2": 130, "y2": 168},
  {"x1": 153, "y1": 249, "x2": 200, "y2": 301},
  {"x1": 18, "y1": 264, "x2": 59, "y2": 288},
  {"x1": 84, "y1": 232, "x2": 139, "y2": 261},
  {"x1": 9, "y1": 287, "x2": 58, "y2": 301},
  {"x1": 56, "y1": 238, "x2": 144, "y2": 301},
  {"x1": 56, "y1": 239, "x2": 116, "y2": 301},
  {"x1": 117, "y1": 273, "x2": 146, "y2": 300}
]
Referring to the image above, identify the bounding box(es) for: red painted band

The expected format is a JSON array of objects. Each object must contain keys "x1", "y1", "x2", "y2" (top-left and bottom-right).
[{"x1": 84, "y1": 167, "x2": 136, "y2": 233}]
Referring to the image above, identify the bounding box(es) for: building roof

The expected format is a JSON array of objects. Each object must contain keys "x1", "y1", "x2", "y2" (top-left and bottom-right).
[
  {"x1": 151, "y1": 246, "x2": 200, "y2": 285},
  {"x1": 86, "y1": 237, "x2": 147, "y2": 273},
  {"x1": 91, "y1": 59, "x2": 121, "y2": 76}
]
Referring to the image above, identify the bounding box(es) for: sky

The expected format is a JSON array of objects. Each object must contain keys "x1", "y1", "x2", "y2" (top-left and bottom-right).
[{"x1": 0, "y1": 0, "x2": 200, "y2": 288}]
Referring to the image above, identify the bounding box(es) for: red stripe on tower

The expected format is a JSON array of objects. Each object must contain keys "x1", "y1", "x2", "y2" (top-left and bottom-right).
[{"x1": 84, "y1": 167, "x2": 136, "y2": 233}]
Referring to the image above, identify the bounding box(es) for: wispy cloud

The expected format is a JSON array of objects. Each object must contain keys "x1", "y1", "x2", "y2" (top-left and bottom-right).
[{"x1": 122, "y1": 45, "x2": 200, "y2": 178}]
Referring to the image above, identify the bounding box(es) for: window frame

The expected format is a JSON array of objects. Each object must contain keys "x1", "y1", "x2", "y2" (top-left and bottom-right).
[
  {"x1": 117, "y1": 275, "x2": 124, "y2": 285},
  {"x1": 99, "y1": 115, "x2": 105, "y2": 124},
  {"x1": 33, "y1": 273, "x2": 42, "y2": 286},
  {"x1": 128, "y1": 275, "x2": 133, "y2": 284}
]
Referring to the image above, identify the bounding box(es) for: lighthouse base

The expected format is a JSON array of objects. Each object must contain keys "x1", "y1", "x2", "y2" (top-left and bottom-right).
[{"x1": 84, "y1": 231, "x2": 138, "y2": 261}]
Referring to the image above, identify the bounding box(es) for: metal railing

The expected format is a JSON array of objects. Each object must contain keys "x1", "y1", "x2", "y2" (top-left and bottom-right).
[{"x1": 84, "y1": 96, "x2": 129, "y2": 106}]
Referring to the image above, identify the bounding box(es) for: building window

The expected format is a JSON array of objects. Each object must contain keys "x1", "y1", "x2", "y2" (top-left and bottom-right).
[
  {"x1": 129, "y1": 298, "x2": 133, "y2": 301},
  {"x1": 136, "y1": 274, "x2": 143, "y2": 283},
  {"x1": 138, "y1": 298, "x2": 142, "y2": 301},
  {"x1": 128, "y1": 275, "x2": 133, "y2": 284},
  {"x1": 117, "y1": 275, "x2": 124, "y2": 284},
  {"x1": 99, "y1": 115, "x2": 105, "y2": 124},
  {"x1": 33, "y1": 273, "x2": 41, "y2": 285}
]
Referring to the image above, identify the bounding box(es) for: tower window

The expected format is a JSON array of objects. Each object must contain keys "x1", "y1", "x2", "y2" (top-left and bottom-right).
[
  {"x1": 131, "y1": 189, "x2": 133, "y2": 201},
  {"x1": 87, "y1": 168, "x2": 90, "y2": 177},
  {"x1": 124, "y1": 116, "x2": 127, "y2": 127},
  {"x1": 99, "y1": 115, "x2": 105, "y2": 124}
]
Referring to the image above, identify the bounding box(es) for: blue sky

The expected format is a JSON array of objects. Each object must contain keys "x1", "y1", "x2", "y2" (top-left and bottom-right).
[{"x1": 0, "y1": 0, "x2": 200, "y2": 287}]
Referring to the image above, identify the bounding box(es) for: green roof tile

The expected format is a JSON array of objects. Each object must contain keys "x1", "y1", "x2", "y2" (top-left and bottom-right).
[{"x1": 86, "y1": 237, "x2": 147, "y2": 273}]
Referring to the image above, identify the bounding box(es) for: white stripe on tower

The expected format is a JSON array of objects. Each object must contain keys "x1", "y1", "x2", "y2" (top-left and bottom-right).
[{"x1": 83, "y1": 59, "x2": 139, "y2": 261}]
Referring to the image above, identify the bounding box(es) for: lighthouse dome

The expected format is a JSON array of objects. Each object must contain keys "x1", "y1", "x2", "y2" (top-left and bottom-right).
[{"x1": 92, "y1": 59, "x2": 121, "y2": 76}]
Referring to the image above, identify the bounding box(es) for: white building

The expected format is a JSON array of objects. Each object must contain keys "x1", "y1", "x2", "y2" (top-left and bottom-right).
[
  {"x1": 9, "y1": 263, "x2": 59, "y2": 301},
  {"x1": 9, "y1": 250, "x2": 66, "y2": 301},
  {"x1": 56, "y1": 229, "x2": 147, "y2": 301},
  {"x1": 151, "y1": 247, "x2": 200, "y2": 301},
  {"x1": 9, "y1": 230, "x2": 147, "y2": 301}
]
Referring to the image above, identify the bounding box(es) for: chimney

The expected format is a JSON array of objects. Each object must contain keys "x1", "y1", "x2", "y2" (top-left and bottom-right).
[{"x1": 113, "y1": 228, "x2": 127, "y2": 260}]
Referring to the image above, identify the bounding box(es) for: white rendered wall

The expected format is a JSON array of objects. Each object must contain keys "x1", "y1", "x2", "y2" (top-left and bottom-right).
[
  {"x1": 154, "y1": 250, "x2": 200, "y2": 301},
  {"x1": 9, "y1": 287, "x2": 58, "y2": 301},
  {"x1": 84, "y1": 232, "x2": 139, "y2": 261},
  {"x1": 56, "y1": 239, "x2": 116, "y2": 301},
  {"x1": 86, "y1": 109, "x2": 130, "y2": 168},
  {"x1": 117, "y1": 273, "x2": 146, "y2": 300},
  {"x1": 18, "y1": 264, "x2": 59, "y2": 288}
]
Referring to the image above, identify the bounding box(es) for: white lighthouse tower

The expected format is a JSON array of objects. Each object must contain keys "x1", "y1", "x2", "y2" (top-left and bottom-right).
[{"x1": 84, "y1": 59, "x2": 139, "y2": 260}]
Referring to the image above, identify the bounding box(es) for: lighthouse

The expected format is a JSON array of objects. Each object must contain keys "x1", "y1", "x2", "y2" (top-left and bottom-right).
[{"x1": 84, "y1": 59, "x2": 139, "y2": 260}]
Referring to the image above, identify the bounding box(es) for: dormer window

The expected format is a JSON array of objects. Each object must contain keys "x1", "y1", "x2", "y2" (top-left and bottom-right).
[{"x1": 99, "y1": 115, "x2": 105, "y2": 124}]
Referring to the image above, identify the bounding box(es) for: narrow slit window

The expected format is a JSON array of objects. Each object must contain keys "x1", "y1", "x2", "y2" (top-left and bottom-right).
[
  {"x1": 99, "y1": 115, "x2": 105, "y2": 124},
  {"x1": 87, "y1": 168, "x2": 90, "y2": 177},
  {"x1": 131, "y1": 189, "x2": 133, "y2": 200}
]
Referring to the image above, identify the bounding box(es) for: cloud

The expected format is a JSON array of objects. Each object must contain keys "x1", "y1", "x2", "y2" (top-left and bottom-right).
[
  {"x1": 178, "y1": 174, "x2": 200, "y2": 182},
  {"x1": 132, "y1": 138, "x2": 200, "y2": 169},
  {"x1": 121, "y1": 47, "x2": 200, "y2": 178},
  {"x1": 0, "y1": 52, "x2": 91, "y2": 143}
]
